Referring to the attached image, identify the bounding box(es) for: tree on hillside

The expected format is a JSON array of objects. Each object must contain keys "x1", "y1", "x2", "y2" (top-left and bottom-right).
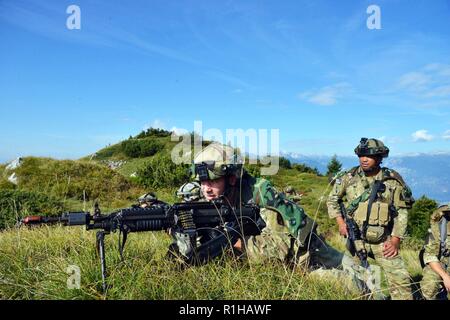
[
  {"x1": 121, "y1": 139, "x2": 163, "y2": 158},
  {"x1": 326, "y1": 155, "x2": 342, "y2": 178},
  {"x1": 279, "y1": 157, "x2": 292, "y2": 169},
  {"x1": 135, "y1": 128, "x2": 171, "y2": 139},
  {"x1": 407, "y1": 195, "x2": 438, "y2": 240}
]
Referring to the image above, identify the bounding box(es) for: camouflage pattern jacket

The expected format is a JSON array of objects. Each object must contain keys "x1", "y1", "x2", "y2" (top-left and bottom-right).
[
  {"x1": 327, "y1": 166, "x2": 414, "y2": 240},
  {"x1": 231, "y1": 173, "x2": 316, "y2": 248},
  {"x1": 422, "y1": 205, "x2": 450, "y2": 266}
]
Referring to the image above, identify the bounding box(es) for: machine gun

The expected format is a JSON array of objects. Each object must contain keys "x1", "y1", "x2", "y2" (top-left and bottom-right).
[{"x1": 20, "y1": 198, "x2": 262, "y2": 292}]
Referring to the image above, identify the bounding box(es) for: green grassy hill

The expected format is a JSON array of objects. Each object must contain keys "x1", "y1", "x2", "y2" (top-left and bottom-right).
[{"x1": 0, "y1": 129, "x2": 442, "y2": 300}]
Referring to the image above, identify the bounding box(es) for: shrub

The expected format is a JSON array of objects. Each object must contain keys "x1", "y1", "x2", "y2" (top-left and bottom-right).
[
  {"x1": 121, "y1": 139, "x2": 163, "y2": 158},
  {"x1": 135, "y1": 128, "x2": 171, "y2": 138},
  {"x1": 122, "y1": 140, "x2": 142, "y2": 158},
  {"x1": 137, "y1": 153, "x2": 190, "y2": 189},
  {"x1": 14, "y1": 157, "x2": 134, "y2": 201},
  {"x1": 246, "y1": 164, "x2": 261, "y2": 178},
  {"x1": 407, "y1": 195, "x2": 438, "y2": 240},
  {"x1": 0, "y1": 178, "x2": 16, "y2": 190},
  {"x1": 94, "y1": 143, "x2": 124, "y2": 160},
  {"x1": 279, "y1": 157, "x2": 292, "y2": 169},
  {"x1": 0, "y1": 189, "x2": 64, "y2": 229},
  {"x1": 292, "y1": 163, "x2": 321, "y2": 176},
  {"x1": 140, "y1": 139, "x2": 164, "y2": 157}
]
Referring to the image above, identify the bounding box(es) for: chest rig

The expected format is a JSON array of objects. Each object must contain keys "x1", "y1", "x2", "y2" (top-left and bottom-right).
[{"x1": 346, "y1": 167, "x2": 398, "y2": 244}]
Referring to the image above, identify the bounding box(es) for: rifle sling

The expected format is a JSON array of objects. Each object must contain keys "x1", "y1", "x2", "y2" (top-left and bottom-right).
[{"x1": 362, "y1": 180, "x2": 384, "y2": 235}]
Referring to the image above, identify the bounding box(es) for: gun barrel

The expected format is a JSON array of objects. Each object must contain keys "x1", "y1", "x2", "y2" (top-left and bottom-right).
[
  {"x1": 21, "y1": 212, "x2": 89, "y2": 226},
  {"x1": 21, "y1": 215, "x2": 62, "y2": 225}
]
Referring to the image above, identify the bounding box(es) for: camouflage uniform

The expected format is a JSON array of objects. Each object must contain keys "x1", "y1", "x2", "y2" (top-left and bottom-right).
[
  {"x1": 284, "y1": 186, "x2": 302, "y2": 203},
  {"x1": 241, "y1": 174, "x2": 374, "y2": 295},
  {"x1": 420, "y1": 204, "x2": 450, "y2": 300},
  {"x1": 327, "y1": 163, "x2": 414, "y2": 299},
  {"x1": 188, "y1": 143, "x2": 370, "y2": 294}
]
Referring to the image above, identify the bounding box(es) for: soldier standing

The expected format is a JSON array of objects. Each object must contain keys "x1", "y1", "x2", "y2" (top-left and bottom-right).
[
  {"x1": 419, "y1": 204, "x2": 450, "y2": 300},
  {"x1": 327, "y1": 138, "x2": 415, "y2": 300}
]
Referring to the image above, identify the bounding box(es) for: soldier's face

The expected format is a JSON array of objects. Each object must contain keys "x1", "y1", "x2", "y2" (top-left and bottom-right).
[
  {"x1": 201, "y1": 177, "x2": 226, "y2": 201},
  {"x1": 359, "y1": 155, "x2": 381, "y2": 172}
]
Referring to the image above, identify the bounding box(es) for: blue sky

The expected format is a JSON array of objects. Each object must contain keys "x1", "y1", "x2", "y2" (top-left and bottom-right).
[{"x1": 1, "y1": 0, "x2": 450, "y2": 162}]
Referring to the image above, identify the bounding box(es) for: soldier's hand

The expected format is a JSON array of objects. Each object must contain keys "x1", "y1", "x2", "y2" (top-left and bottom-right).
[
  {"x1": 233, "y1": 238, "x2": 243, "y2": 251},
  {"x1": 336, "y1": 217, "x2": 348, "y2": 237},
  {"x1": 338, "y1": 223, "x2": 348, "y2": 237},
  {"x1": 443, "y1": 275, "x2": 450, "y2": 292},
  {"x1": 382, "y1": 237, "x2": 400, "y2": 258}
]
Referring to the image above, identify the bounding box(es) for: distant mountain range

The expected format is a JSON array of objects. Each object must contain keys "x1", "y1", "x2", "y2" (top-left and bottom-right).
[{"x1": 282, "y1": 152, "x2": 450, "y2": 204}]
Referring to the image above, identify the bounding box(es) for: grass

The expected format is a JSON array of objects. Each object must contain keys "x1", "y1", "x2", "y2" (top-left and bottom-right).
[
  {"x1": 84, "y1": 136, "x2": 180, "y2": 162},
  {"x1": 0, "y1": 220, "x2": 432, "y2": 300},
  {"x1": 0, "y1": 226, "x2": 361, "y2": 300},
  {"x1": 0, "y1": 150, "x2": 444, "y2": 300},
  {"x1": 269, "y1": 169, "x2": 336, "y2": 235},
  {"x1": 116, "y1": 158, "x2": 152, "y2": 177},
  {"x1": 12, "y1": 157, "x2": 142, "y2": 201}
]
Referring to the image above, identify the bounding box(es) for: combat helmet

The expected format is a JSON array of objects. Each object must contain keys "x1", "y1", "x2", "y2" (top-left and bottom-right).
[
  {"x1": 354, "y1": 138, "x2": 389, "y2": 158},
  {"x1": 285, "y1": 186, "x2": 295, "y2": 194},
  {"x1": 192, "y1": 143, "x2": 243, "y2": 181},
  {"x1": 176, "y1": 181, "x2": 202, "y2": 202},
  {"x1": 138, "y1": 192, "x2": 158, "y2": 205}
]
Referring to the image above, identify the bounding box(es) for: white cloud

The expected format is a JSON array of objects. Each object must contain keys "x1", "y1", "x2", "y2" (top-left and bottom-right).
[
  {"x1": 397, "y1": 64, "x2": 450, "y2": 98},
  {"x1": 426, "y1": 85, "x2": 450, "y2": 98},
  {"x1": 397, "y1": 72, "x2": 430, "y2": 92},
  {"x1": 170, "y1": 126, "x2": 188, "y2": 136},
  {"x1": 412, "y1": 130, "x2": 433, "y2": 142},
  {"x1": 0, "y1": 2, "x2": 202, "y2": 66},
  {"x1": 377, "y1": 136, "x2": 402, "y2": 144},
  {"x1": 424, "y1": 63, "x2": 450, "y2": 77},
  {"x1": 443, "y1": 130, "x2": 450, "y2": 140},
  {"x1": 299, "y1": 82, "x2": 351, "y2": 106}
]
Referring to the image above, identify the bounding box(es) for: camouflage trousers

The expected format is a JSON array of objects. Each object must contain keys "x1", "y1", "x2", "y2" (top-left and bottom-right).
[
  {"x1": 420, "y1": 263, "x2": 449, "y2": 300},
  {"x1": 243, "y1": 208, "x2": 376, "y2": 297},
  {"x1": 356, "y1": 241, "x2": 413, "y2": 300}
]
